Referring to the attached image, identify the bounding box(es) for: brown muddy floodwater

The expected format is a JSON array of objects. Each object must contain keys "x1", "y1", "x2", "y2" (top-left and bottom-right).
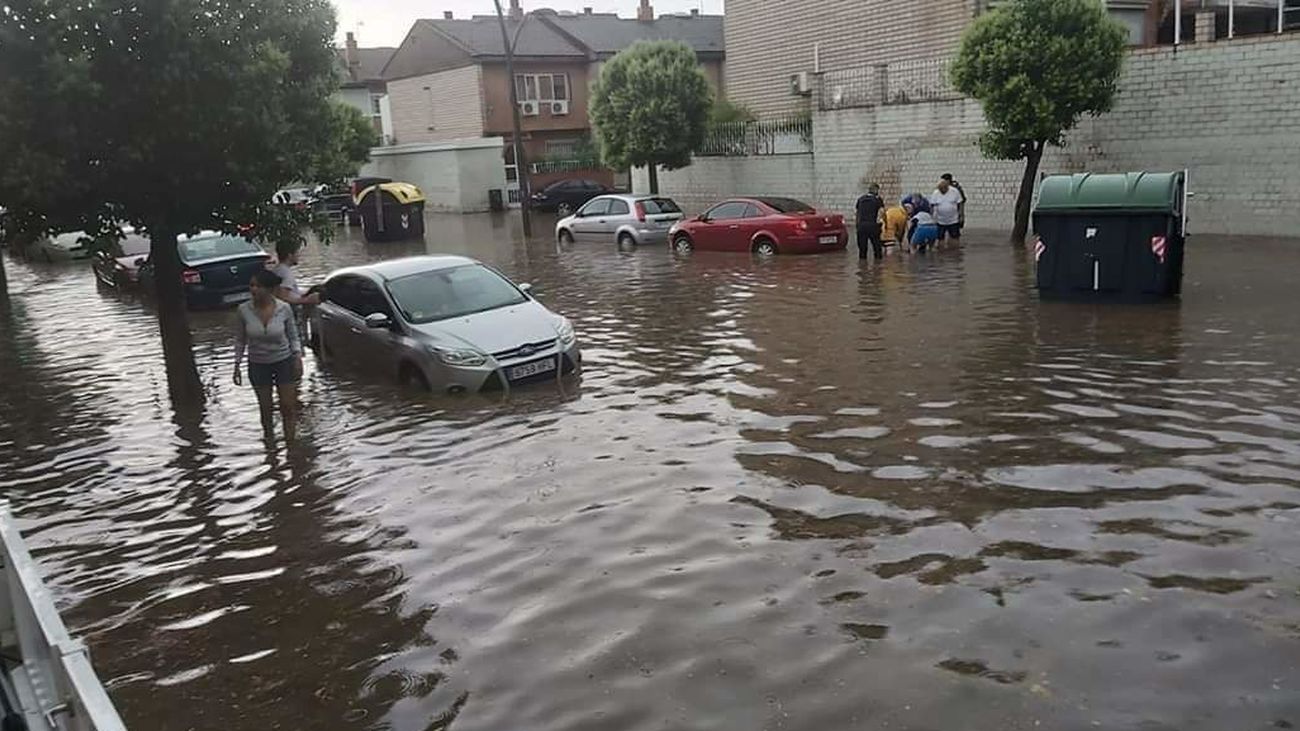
[{"x1": 2, "y1": 217, "x2": 1299, "y2": 730}]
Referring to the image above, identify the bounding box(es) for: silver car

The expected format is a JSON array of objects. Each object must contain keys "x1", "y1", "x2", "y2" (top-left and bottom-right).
[
  {"x1": 310, "y1": 255, "x2": 580, "y2": 394},
  {"x1": 555, "y1": 194, "x2": 684, "y2": 246}
]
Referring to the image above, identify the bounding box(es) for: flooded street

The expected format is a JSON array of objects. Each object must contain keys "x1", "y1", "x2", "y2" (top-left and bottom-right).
[{"x1": 2, "y1": 217, "x2": 1299, "y2": 730}]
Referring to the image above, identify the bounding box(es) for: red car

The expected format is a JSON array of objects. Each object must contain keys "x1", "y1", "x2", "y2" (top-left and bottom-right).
[{"x1": 668, "y1": 197, "x2": 847, "y2": 255}]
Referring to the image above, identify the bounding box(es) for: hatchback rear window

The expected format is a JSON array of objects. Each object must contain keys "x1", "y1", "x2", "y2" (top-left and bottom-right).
[
  {"x1": 179, "y1": 235, "x2": 262, "y2": 262},
  {"x1": 641, "y1": 198, "x2": 681, "y2": 214},
  {"x1": 758, "y1": 197, "x2": 815, "y2": 213}
]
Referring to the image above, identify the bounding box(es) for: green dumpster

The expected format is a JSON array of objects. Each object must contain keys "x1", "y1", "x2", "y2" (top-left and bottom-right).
[{"x1": 1033, "y1": 171, "x2": 1187, "y2": 300}]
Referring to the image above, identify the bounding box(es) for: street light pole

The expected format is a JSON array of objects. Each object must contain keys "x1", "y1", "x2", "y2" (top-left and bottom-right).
[{"x1": 493, "y1": 0, "x2": 532, "y2": 238}]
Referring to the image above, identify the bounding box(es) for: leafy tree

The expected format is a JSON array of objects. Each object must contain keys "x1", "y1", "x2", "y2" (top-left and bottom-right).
[
  {"x1": 950, "y1": 0, "x2": 1128, "y2": 243},
  {"x1": 710, "y1": 99, "x2": 756, "y2": 125},
  {"x1": 0, "y1": 0, "x2": 371, "y2": 403},
  {"x1": 590, "y1": 40, "x2": 713, "y2": 194}
]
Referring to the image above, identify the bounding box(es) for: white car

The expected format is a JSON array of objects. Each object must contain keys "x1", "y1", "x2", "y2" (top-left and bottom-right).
[
  {"x1": 37, "y1": 231, "x2": 97, "y2": 261},
  {"x1": 311, "y1": 255, "x2": 581, "y2": 393},
  {"x1": 555, "y1": 194, "x2": 685, "y2": 247}
]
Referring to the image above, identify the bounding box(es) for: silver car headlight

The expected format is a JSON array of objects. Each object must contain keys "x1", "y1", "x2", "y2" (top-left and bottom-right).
[
  {"x1": 434, "y1": 347, "x2": 487, "y2": 367},
  {"x1": 555, "y1": 317, "x2": 576, "y2": 346}
]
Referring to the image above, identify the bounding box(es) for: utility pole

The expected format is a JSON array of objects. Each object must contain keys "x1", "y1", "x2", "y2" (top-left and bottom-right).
[{"x1": 493, "y1": 0, "x2": 532, "y2": 238}]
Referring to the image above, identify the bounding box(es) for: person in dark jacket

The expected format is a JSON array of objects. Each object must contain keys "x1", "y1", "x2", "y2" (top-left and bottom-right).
[{"x1": 855, "y1": 182, "x2": 886, "y2": 259}]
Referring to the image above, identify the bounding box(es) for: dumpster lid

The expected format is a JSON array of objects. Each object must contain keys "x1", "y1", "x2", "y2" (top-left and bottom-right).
[
  {"x1": 1036, "y1": 172, "x2": 1184, "y2": 212},
  {"x1": 356, "y1": 181, "x2": 425, "y2": 205}
]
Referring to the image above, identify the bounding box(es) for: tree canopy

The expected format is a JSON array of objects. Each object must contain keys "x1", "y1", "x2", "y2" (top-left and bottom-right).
[
  {"x1": 951, "y1": 0, "x2": 1128, "y2": 241},
  {"x1": 590, "y1": 40, "x2": 713, "y2": 191},
  {"x1": 0, "y1": 0, "x2": 372, "y2": 400}
]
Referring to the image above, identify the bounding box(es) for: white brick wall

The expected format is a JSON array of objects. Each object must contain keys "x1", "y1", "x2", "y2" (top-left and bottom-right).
[
  {"x1": 632, "y1": 156, "x2": 815, "y2": 214},
  {"x1": 725, "y1": 0, "x2": 975, "y2": 116},
  {"x1": 387, "y1": 65, "x2": 485, "y2": 145},
  {"x1": 666, "y1": 34, "x2": 1300, "y2": 237}
]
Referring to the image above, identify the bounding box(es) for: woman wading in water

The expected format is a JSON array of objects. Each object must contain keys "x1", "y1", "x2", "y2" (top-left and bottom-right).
[{"x1": 233, "y1": 268, "x2": 303, "y2": 440}]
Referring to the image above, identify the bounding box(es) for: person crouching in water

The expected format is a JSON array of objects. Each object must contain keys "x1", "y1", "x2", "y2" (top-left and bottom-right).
[
  {"x1": 882, "y1": 200, "x2": 909, "y2": 251},
  {"x1": 234, "y1": 268, "x2": 303, "y2": 440},
  {"x1": 904, "y1": 202, "x2": 939, "y2": 252}
]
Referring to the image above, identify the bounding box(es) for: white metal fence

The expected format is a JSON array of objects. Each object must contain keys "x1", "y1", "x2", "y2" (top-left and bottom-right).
[
  {"x1": 698, "y1": 114, "x2": 813, "y2": 157},
  {"x1": 0, "y1": 503, "x2": 127, "y2": 731},
  {"x1": 819, "y1": 57, "x2": 959, "y2": 111}
]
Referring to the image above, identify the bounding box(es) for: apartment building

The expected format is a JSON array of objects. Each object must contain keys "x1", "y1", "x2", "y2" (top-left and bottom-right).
[
  {"x1": 381, "y1": 0, "x2": 724, "y2": 166},
  {"x1": 725, "y1": 0, "x2": 1295, "y2": 116},
  {"x1": 336, "y1": 32, "x2": 397, "y2": 139}
]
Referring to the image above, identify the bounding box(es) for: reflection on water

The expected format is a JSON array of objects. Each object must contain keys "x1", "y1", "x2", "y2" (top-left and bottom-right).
[{"x1": 2, "y1": 217, "x2": 1300, "y2": 729}]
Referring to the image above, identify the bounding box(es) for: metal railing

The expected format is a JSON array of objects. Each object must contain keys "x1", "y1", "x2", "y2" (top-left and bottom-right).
[
  {"x1": 698, "y1": 114, "x2": 813, "y2": 157},
  {"x1": 529, "y1": 159, "x2": 604, "y2": 174},
  {"x1": 0, "y1": 503, "x2": 127, "y2": 730},
  {"x1": 819, "y1": 57, "x2": 959, "y2": 111}
]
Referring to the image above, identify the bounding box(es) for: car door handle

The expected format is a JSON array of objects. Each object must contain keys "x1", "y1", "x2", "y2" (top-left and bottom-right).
[
  {"x1": 349, "y1": 327, "x2": 362, "y2": 335},
  {"x1": 728, "y1": 225, "x2": 740, "y2": 229}
]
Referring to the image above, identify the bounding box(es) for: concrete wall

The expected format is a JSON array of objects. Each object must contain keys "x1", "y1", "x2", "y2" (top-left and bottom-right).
[
  {"x1": 387, "y1": 65, "x2": 485, "y2": 146},
  {"x1": 631, "y1": 155, "x2": 815, "y2": 214},
  {"x1": 814, "y1": 33, "x2": 1300, "y2": 236},
  {"x1": 724, "y1": 0, "x2": 975, "y2": 115},
  {"x1": 654, "y1": 34, "x2": 1300, "y2": 236},
  {"x1": 360, "y1": 138, "x2": 507, "y2": 214}
]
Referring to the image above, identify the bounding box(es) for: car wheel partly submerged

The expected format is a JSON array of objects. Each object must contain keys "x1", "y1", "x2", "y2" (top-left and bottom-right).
[
  {"x1": 399, "y1": 363, "x2": 430, "y2": 392},
  {"x1": 557, "y1": 202, "x2": 574, "y2": 216},
  {"x1": 558, "y1": 229, "x2": 574, "y2": 244},
  {"x1": 753, "y1": 238, "x2": 778, "y2": 257},
  {"x1": 617, "y1": 232, "x2": 636, "y2": 248},
  {"x1": 672, "y1": 234, "x2": 694, "y2": 254}
]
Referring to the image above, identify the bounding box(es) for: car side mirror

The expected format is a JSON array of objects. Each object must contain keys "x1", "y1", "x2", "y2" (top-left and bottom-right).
[
  {"x1": 697, "y1": 215, "x2": 709, "y2": 223},
  {"x1": 134, "y1": 257, "x2": 146, "y2": 266},
  {"x1": 518, "y1": 283, "x2": 534, "y2": 296},
  {"x1": 365, "y1": 312, "x2": 393, "y2": 330}
]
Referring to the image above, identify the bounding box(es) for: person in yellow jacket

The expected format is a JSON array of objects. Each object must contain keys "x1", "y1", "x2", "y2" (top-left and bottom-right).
[{"x1": 881, "y1": 201, "x2": 909, "y2": 249}]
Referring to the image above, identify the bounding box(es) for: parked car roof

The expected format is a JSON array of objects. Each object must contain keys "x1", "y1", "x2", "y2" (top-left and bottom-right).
[{"x1": 337, "y1": 255, "x2": 479, "y2": 282}]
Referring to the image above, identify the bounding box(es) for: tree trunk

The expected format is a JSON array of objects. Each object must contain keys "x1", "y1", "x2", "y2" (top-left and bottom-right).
[
  {"x1": 1012, "y1": 141, "x2": 1045, "y2": 244},
  {"x1": 150, "y1": 224, "x2": 205, "y2": 406},
  {"x1": 0, "y1": 250, "x2": 7, "y2": 301},
  {"x1": 647, "y1": 163, "x2": 659, "y2": 195}
]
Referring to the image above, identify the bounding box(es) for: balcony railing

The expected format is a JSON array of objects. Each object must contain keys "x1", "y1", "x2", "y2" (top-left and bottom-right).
[
  {"x1": 819, "y1": 57, "x2": 959, "y2": 111},
  {"x1": 698, "y1": 114, "x2": 813, "y2": 157}
]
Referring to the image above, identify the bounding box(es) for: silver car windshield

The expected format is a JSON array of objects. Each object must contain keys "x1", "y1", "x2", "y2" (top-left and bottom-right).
[{"x1": 386, "y1": 264, "x2": 527, "y2": 324}]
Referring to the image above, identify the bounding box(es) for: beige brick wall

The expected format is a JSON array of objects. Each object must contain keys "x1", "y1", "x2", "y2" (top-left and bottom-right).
[
  {"x1": 657, "y1": 34, "x2": 1300, "y2": 237},
  {"x1": 387, "y1": 65, "x2": 485, "y2": 145},
  {"x1": 725, "y1": 0, "x2": 976, "y2": 116}
]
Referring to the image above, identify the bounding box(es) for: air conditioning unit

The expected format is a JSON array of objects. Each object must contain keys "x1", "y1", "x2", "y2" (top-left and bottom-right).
[
  {"x1": 789, "y1": 71, "x2": 812, "y2": 96},
  {"x1": 520, "y1": 100, "x2": 539, "y2": 117},
  {"x1": 550, "y1": 100, "x2": 570, "y2": 116}
]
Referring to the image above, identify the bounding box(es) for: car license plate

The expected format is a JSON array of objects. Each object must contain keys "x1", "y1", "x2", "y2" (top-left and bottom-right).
[
  {"x1": 818, "y1": 235, "x2": 839, "y2": 245},
  {"x1": 223, "y1": 291, "x2": 251, "y2": 304},
  {"x1": 509, "y1": 358, "x2": 557, "y2": 381}
]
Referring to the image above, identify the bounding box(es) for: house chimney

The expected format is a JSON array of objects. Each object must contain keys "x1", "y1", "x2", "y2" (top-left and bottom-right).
[
  {"x1": 508, "y1": 0, "x2": 523, "y2": 21},
  {"x1": 583, "y1": 6, "x2": 592, "y2": 14},
  {"x1": 690, "y1": 8, "x2": 698, "y2": 16},
  {"x1": 637, "y1": 0, "x2": 653, "y2": 22},
  {"x1": 344, "y1": 32, "x2": 360, "y2": 81},
  {"x1": 443, "y1": 10, "x2": 453, "y2": 19}
]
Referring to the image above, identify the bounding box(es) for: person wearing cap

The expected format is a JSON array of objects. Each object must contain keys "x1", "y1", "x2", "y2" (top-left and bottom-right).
[{"x1": 854, "y1": 182, "x2": 885, "y2": 259}]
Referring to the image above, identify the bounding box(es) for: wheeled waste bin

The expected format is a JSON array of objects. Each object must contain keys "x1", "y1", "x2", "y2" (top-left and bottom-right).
[
  {"x1": 356, "y1": 182, "x2": 427, "y2": 243},
  {"x1": 1033, "y1": 171, "x2": 1187, "y2": 301}
]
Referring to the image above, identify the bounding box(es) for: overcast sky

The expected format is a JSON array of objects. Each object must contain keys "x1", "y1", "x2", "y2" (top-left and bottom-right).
[{"x1": 332, "y1": 0, "x2": 725, "y2": 47}]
